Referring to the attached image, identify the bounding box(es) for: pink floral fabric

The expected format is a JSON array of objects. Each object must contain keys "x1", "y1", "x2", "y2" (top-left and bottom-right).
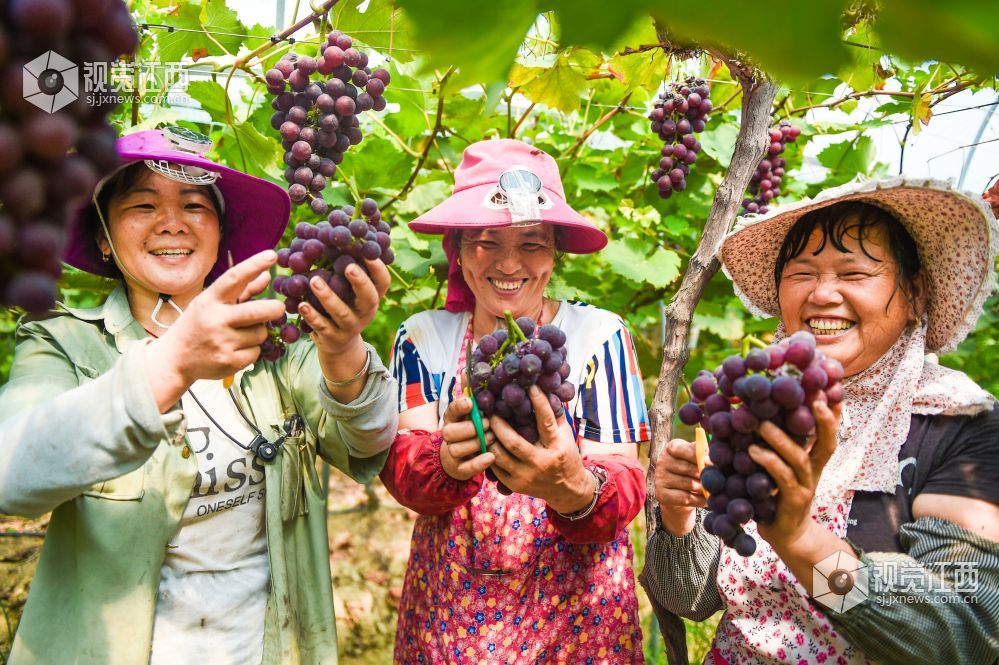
[{"x1": 393, "y1": 480, "x2": 643, "y2": 663}]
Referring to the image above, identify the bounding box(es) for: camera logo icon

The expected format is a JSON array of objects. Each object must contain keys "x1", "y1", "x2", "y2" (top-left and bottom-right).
[
  {"x1": 24, "y1": 50, "x2": 79, "y2": 113},
  {"x1": 812, "y1": 550, "x2": 869, "y2": 613}
]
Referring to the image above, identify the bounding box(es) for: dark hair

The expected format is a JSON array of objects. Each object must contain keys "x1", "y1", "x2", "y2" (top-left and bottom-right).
[
  {"x1": 774, "y1": 200, "x2": 922, "y2": 313},
  {"x1": 449, "y1": 226, "x2": 567, "y2": 270},
  {"x1": 90, "y1": 162, "x2": 224, "y2": 277}
]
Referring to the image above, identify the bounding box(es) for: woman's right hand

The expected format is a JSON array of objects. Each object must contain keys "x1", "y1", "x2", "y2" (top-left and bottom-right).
[
  {"x1": 654, "y1": 437, "x2": 707, "y2": 536},
  {"x1": 145, "y1": 250, "x2": 286, "y2": 411},
  {"x1": 440, "y1": 396, "x2": 495, "y2": 481}
]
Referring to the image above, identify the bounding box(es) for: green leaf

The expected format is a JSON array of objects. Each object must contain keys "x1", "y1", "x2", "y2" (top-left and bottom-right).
[
  {"x1": 877, "y1": 0, "x2": 999, "y2": 76},
  {"x1": 607, "y1": 48, "x2": 667, "y2": 93},
  {"x1": 697, "y1": 121, "x2": 739, "y2": 168},
  {"x1": 396, "y1": 0, "x2": 539, "y2": 86},
  {"x1": 816, "y1": 135, "x2": 877, "y2": 180},
  {"x1": 569, "y1": 163, "x2": 619, "y2": 194},
  {"x1": 694, "y1": 304, "x2": 744, "y2": 341},
  {"x1": 336, "y1": 136, "x2": 415, "y2": 193},
  {"x1": 157, "y1": 0, "x2": 247, "y2": 63},
  {"x1": 511, "y1": 54, "x2": 587, "y2": 113},
  {"x1": 218, "y1": 122, "x2": 280, "y2": 179},
  {"x1": 548, "y1": 0, "x2": 648, "y2": 51},
  {"x1": 601, "y1": 237, "x2": 680, "y2": 288},
  {"x1": 186, "y1": 80, "x2": 230, "y2": 123},
  {"x1": 394, "y1": 179, "x2": 451, "y2": 217}
]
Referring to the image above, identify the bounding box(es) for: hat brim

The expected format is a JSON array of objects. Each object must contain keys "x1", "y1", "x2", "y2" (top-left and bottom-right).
[
  {"x1": 408, "y1": 183, "x2": 607, "y2": 254},
  {"x1": 64, "y1": 142, "x2": 290, "y2": 281},
  {"x1": 720, "y1": 177, "x2": 998, "y2": 353}
]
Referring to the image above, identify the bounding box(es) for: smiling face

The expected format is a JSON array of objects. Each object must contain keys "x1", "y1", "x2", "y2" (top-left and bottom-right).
[
  {"x1": 97, "y1": 167, "x2": 221, "y2": 305},
  {"x1": 777, "y1": 217, "x2": 923, "y2": 377},
  {"x1": 458, "y1": 225, "x2": 556, "y2": 321}
]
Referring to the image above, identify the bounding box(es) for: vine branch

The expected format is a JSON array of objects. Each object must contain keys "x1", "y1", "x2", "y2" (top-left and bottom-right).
[{"x1": 381, "y1": 68, "x2": 454, "y2": 212}]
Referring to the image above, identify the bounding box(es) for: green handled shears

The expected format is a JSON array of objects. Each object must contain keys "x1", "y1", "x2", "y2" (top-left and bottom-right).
[{"x1": 465, "y1": 339, "x2": 488, "y2": 454}]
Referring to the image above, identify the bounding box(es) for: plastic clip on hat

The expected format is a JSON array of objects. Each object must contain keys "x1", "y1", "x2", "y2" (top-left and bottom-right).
[
  {"x1": 409, "y1": 139, "x2": 607, "y2": 311},
  {"x1": 65, "y1": 126, "x2": 291, "y2": 281},
  {"x1": 720, "y1": 177, "x2": 999, "y2": 353}
]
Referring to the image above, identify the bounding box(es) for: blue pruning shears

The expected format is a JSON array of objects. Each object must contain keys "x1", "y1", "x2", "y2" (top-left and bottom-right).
[{"x1": 465, "y1": 339, "x2": 488, "y2": 454}]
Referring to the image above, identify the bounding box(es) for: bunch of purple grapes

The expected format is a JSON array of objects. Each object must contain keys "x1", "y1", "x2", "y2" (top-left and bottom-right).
[
  {"x1": 469, "y1": 314, "x2": 574, "y2": 445},
  {"x1": 266, "y1": 29, "x2": 390, "y2": 217},
  {"x1": 679, "y1": 331, "x2": 844, "y2": 556},
  {"x1": 740, "y1": 120, "x2": 800, "y2": 215},
  {"x1": 648, "y1": 76, "x2": 711, "y2": 200},
  {"x1": 261, "y1": 198, "x2": 394, "y2": 361},
  {"x1": 0, "y1": 0, "x2": 138, "y2": 312}
]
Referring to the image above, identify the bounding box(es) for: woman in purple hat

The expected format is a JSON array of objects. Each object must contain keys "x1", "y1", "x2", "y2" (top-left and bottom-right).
[
  {"x1": 379, "y1": 139, "x2": 650, "y2": 662},
  {"x1": 642, "y1": 178, "x2": 999, "y2": 665},
  {"x1": 0, "y1": 127, "x2": 398, "y2": 665}
]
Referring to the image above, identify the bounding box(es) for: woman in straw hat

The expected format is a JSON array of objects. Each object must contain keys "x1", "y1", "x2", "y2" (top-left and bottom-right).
[
  {"x1": 0, "y1": 126, "x2": 398, "y2": 665},
  {"x1": 379, "y1": 139, "x2": 650, "y2": 662},
  {"x1": 642, "y1": 178, "x2": 999, "y2": 664}
]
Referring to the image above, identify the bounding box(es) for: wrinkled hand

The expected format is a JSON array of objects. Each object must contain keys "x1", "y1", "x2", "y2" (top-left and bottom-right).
[
  {"x1": 151, "y1": 250, "x2": 284, "y2": 385},
  {"x1": 300, "y1": 258, "x2": 390, "y2": 362},
  {"x1": 749, "y1": 399, "x2": 842, "y2": 549},
  {"x1": 488, "y1": 386, "x2": 593, "y2": 514},
  {"x1": 440, "y1": 395, "x2": 495, "y2": 481},
  {"x1": 654, "y1": 438, "x2": 706, "y2": 536}
]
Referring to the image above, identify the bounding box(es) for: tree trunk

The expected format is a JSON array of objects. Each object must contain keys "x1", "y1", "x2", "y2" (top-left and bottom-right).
[{"x1": 641, "y1": 72, "x2": 779, "y2": 665}]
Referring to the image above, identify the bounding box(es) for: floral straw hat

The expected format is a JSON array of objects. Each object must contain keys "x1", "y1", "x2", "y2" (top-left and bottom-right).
[{"x1": 720, "y1": 177, "x2": 999, "y2": 353}]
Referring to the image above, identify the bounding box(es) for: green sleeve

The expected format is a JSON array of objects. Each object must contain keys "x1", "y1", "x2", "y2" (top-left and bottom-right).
[{"x1": 824, "y1": 516, "x2": 999, "y2": 665}]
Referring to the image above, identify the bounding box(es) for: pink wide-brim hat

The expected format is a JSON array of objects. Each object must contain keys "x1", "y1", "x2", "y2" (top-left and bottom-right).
[
  {"x1": 720, "y1": 177, "x2": 998, "y2": 353},
  {"x1": 65, "y1": 128, "x2": 291, "y2": 281},
  {"x1": 408, "y1": 139, "x2": 608, "y2": 254}
]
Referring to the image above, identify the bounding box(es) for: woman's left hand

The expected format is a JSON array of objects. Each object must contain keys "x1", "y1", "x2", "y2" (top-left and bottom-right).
[
  {"x1": 299, "y1": 259, "x2": 390, "y2": 397},
  {"x1": 488, "y1": 386, "x2": 595, "y2": 514},
  {"x1": 749, "y1": 399, "x2": 843, "y2": 549}
]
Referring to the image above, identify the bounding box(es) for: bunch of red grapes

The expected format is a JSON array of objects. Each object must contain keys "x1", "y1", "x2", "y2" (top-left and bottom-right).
[
  {"x1": 649, "y1": 76, "x2": 712, "y2": 200},
  {"x1": 260, "y1": 198, "x2": 393, "y2": 361},
  {"x1": 469, "y1": 314, "x2": 574, "y2": 445},
  {"x1": 740, "y1": 120, "x2": 800, "y2": 215},
  {"x1": 266, "y1": 29, "x2": 390, "y2": 216},
  {"x1": 679, "y1": 331, "x2": 844, "y2": 556},
  {"x1": 0, "y1": 0, "x2": 138, "y2": 312}
]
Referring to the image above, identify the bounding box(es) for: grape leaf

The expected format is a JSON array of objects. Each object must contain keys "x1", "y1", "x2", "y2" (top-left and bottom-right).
[
  {"x1": 186, "y1": 80, "x2": 229, "y2": 123},
  {"x1": 396, "y1": 0, "x2": 539, "y2": 86},
  {"x1": 601, "y1": 237, "x2": 681, "y2": 288},
  {"x1": 697, "y1": 122, "x2": 739, "y2": 169},
  {"x1": 157, "y1": 0, "x2": 246, "y2": 64}
]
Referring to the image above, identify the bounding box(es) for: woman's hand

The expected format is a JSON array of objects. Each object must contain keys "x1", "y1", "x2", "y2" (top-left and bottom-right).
[
  {"x1": 654, "y1": 438, "x2": 707, "y2": 536},
  {"x1": 146, "y1": 250, "x2": 285, "y2": 411},
  {"x1": 299, "y1": 258, "x2": 390, "y2": 401},
  {"x1": 440, "y1": 396, "x2": 495, "y2": 480},
  {"x1": 749, "y1": 399, "x2": 842, "y2": 549},
  {"x1": 488, "y1": 386, "x2": 594, "y2": 514}
]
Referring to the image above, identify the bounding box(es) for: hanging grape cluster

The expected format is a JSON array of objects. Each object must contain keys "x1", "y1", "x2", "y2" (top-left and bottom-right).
[
  {"x1": 740, "y1": 120, "x2": 800, "y2": 215},
  {"x1": 0, "y1": 0, "x2": 137, "y2": 312},
  {"x1": 649, "y1": 76, "x2": 712, "y2": 199},
  {"x1": 678, "y1": 331, "x2": 844, "y2": 556},
  {"x1": 260, "y1": 198, "x2": 394, "y2": 361},
  {"x1": 469, "y1": 313, "x2": 574, "y2": 445},
  {"x1": 266, "y1": 29, "x2": 390, "y2": 217}
]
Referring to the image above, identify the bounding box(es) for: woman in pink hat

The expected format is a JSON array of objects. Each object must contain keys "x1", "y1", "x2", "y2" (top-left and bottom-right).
[
  {"x1": 642, "y1": 178, "x2": 999, "y2": 664},
  {"x1": 0, "y1": 127, "x2": 398, "y2": 665},
  {"x1": 379, "y1": 139, "x2": 650, "y2": 663}
]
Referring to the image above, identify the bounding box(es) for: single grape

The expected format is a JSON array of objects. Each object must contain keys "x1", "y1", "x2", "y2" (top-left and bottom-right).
[
  {"x1": 746, "y1": 473, "x2": 773, "y2": 499},
  {"x1": 726, "y1": 498, "x2": 754, "y2": 524},
  {"x1": 722, "y1": 355, "x2": 747, "y2": 380},
  {"x1": 733, "y1": 532, "x2": 757, "y2": 557},
  {"x1": 678, "y1": 402, "x2": 703, "y2": 426},
  {"x1": 785, "y1": 405, "x2": 816, "y2": 436},
  {"x1": 700, "y1": 467, "x2": 726, "y2": 495}
]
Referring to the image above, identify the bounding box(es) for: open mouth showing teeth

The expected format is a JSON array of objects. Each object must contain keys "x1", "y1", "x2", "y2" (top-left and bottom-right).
[
  {"x1": 807, "y1": 318, "x2": 856, "y2": 335},
  {"x1": 489, "y1": 278, "x2": 526, "y2": 292},
  {"x1": 150, "y1": 249, "x2": 193, "y2": 256}
]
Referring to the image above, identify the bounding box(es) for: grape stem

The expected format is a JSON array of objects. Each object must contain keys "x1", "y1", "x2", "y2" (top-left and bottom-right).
[
  {"x1": 743, "y1": 335, "x2": 769, "y2": 355},
  {"x1": 503, "y1": 310, "x2": 529, "y2": 343}
]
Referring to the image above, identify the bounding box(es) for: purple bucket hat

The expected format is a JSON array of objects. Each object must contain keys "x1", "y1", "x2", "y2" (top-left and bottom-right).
[{"x1": 65, "y1": 127, "x2": 291, "y2": 281}]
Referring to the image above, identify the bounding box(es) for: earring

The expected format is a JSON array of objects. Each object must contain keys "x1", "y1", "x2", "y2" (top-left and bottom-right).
[
  {"x1": 457, "y1": 256, "x2": 463, "y2": 267},
  {"x1": 101, "y1": 252, "x2": 110, "y2": 262}
]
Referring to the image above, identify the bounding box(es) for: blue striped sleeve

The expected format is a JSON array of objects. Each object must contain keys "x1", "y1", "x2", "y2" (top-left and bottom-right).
[
  {"x1": 575, "y1": 326, "x2": 651, "y2": 443},
  {"x1": 389, "y1": 323, "x2": 439, "y2": 413}
]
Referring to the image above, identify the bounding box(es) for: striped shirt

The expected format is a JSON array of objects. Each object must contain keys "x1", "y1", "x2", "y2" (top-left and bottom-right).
[{"x1": 389, "y1": 301, "x2": 650, "y2": 444}]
